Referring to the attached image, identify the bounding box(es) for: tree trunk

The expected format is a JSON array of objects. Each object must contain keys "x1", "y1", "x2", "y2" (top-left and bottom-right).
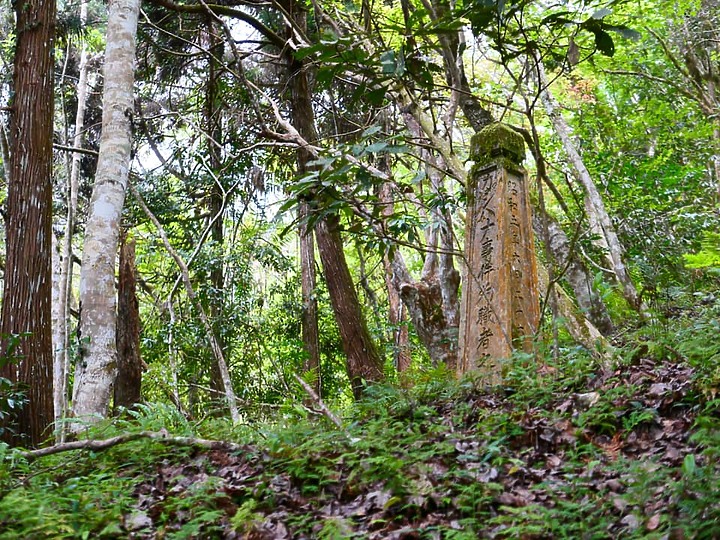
[
  {"x1": 204, "y1": 19, "x2": 228, "y2": 403},
  {"x1": 316, "y1": 214, "x2": 385, "y2": 398},
  {"x1": 55, "y1": 0, "x2": 90, "y2": 439},
  {"x1": 536, "y1": 59, "x2": 644, "y2": 313},
  {"x1": 286, "y1": 46, "x2": 322, "y2": 395},
  {"x1": 299, "y1": 201, "x2": 322, "y2": 394},
  {"x1": 383, "y1": 256, "x2": 412, "y2": 373},
  {"x1": 532, "y1": 211, "x2": 614, "y2": 335},
  {"x1": 382, "y1": 113, "x2": 461, "y2": 368},
  {"x1": 114, "y1": 234, "x2": 143, "y2": 411},
  {"x1": 0, "y1": 0, "x2": 56, "y2": 447},
  {"x1": 282, "y1": 0, "x2": 379, "y2": 397},
  {"x1": 0, "y1": 121, "x2": 10, "y2": 185},
  {"x1": 537, "y1": 265, "x2": 611, "y2": 362},
  {"x1": 130, "y1": 184, "x2": 241, "y2": 423},
  {"x1": 72, "y1": 0, "x2": 141, "y2": 423},
  {"x1": 376, "y1": 152, "x2": 413, "y2": 373}
]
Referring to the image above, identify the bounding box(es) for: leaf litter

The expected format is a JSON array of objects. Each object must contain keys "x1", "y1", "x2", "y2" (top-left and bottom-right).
[{"x1": 107, "y1": 354, "x2": 720, "y2": 538}]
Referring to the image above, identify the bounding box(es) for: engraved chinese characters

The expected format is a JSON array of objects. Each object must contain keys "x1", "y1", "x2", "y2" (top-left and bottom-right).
[{"x1": 458, "y1": 124, "x2": 540, "y2": 382}]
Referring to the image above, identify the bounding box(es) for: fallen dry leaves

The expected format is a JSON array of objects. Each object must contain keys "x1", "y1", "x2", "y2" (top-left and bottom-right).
[{"x1": 119, "y1": 355, "x2": 714, "y2": 538}]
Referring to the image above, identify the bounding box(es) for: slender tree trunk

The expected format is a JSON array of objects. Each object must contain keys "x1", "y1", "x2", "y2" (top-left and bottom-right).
[
  {"x1": 204, "y1": 19, "x2": 228, "y2": 402},
  {"x1": 377, "y1": 153, "x2": 412, "y2": 373},
  {"x1": 113, "y1": 233, "x2": 143, "y2": 411},
  {"x1": 283, "y1": 0, "x2": 380, "y2": 397},
  {"x1": 431, "y1": 161, "x2": 461, "y2": 357},
  {"x1": 72, "y1": 0, "x2": 141, "y2": 423},
  {"x1": 380, "y1": 113, "x2": 460, "y2": 368},
  {"x1": 51, "y1": 231, "x2": 64, "y2": 440},
  {"x1": 299, "y1": 201, "x2": 322, "y2": 394},
  {"x1": 537, "y1": 265, "x2": 610, "y2": 361},
  {"x1": 0, "y1": 0, "x2": 56, "y2": 447},
  {"x1": 533, "y1": 210, "x2": 614, "y2": 335},
  {"x1": 536, "y1": 59, "x2": 644, "y2": 312},
  {"x1": 288, "y1": 37, "x2": 322, "y2": 396},
  {"x1": 0, "y1": 122, "x2": 9, "y2": 185},
  {"x1": 55, "y1": 0, "x2": 90, "y2": 438},
  {"x1": 383, "y1": 257, "x2": 412, "y2": 373},
  {"x1": 316, "y1": 215, "x2": 385, "y2": 397},
  {"x1": 130, "y1": 184, "x2": 241, "y2": 423}
]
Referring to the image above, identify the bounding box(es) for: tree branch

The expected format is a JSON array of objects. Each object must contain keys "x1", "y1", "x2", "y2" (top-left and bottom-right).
[
  {"x1": 53, "y1": 143, "x2": 99, "y2": 157},
  {"x1": 293, "y1": 373, "x2": 345, "y2": 431},
  {"x1": 19, "y1": 431, "x2": 245, "y2": 461},
  {"x1": 145, "y1": 0, "x2": 287, "y2": 49}
]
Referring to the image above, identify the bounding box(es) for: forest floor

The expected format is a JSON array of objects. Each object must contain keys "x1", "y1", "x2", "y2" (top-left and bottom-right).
[{"x1": 2, "y1": 311, "x2": 720, "y2": 538}]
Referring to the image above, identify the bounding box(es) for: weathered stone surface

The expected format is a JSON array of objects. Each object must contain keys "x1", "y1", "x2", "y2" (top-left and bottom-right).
[
  {"x1": 469, "y1": 123, "x2": 525, "y2": 169},
  {"x1": 458, "y1": 123, "x2": 540, "y2": 382}
]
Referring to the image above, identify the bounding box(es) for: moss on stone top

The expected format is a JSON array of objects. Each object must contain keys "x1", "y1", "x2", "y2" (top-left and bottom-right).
[{"x1": 470, "y1": 123, "x2": 525, "y2": 166}]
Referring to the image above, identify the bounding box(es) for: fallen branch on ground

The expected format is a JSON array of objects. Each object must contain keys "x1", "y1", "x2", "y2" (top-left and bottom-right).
[
  {"x1": 293, "y1": 374, "x2": 345, "y2": 431},
  {"x1": 19, "y1": 431, "x2": 245, "y2": 461}
]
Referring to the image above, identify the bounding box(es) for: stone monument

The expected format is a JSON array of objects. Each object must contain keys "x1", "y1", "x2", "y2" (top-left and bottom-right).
[{"x1": 458, "y1": 123, "x2": 540, "y2": 382}]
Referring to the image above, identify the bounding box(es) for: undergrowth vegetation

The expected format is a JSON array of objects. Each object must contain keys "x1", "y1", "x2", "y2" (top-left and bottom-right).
[{"x1": 1, "y1": 294, "x2": 720, "y2": 538}]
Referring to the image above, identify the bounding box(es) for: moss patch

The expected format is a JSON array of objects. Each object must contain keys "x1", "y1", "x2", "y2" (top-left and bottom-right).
[{"x1": 470, "y1": 123, "x2": 525, "y2": 167}]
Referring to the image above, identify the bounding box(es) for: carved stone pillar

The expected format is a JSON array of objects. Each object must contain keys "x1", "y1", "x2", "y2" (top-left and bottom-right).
[{"x1": 458, "y1": 123, "x2": 540, "y2": 382}]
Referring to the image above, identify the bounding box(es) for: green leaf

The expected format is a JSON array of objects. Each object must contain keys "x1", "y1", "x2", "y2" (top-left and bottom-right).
[
  {"x1": 294, "y1": 43, "x2": 325, "y2": 61},
  {"x1": 605, "y1": 24, "x2": 642, "y2": 41},
  {"x1": 366, "y1": 87, "x2": 387, "y2": 106},
  {"x1": 682, "y1": 454, "x2": 697, "y2": 477},
  {"x1": 362, "y1": 125, "x2": 383, "y2": 138},
  {"x1": 365, "y1": 142, "x2": 389, "y2": 153},
  {"x1": 380, "y1": 50, "x2": 405, "y2": 77},
  {"x1": 594, "y1": 29, "x2": 615, "y2": 56}
]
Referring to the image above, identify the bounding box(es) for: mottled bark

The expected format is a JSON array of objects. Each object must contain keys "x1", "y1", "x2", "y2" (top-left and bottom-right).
[
  {"x1": 114, "y1": 234, "x2": 143, "y2": 411},
  {"x1": 385, "y1": 246, "x2": 458, "y2": 368},
  {"x1": 0, "y1": 0, "x2": 56, "y2": 447},
  {"x1": 72, "y1": 0, "x2": 141, "y2": 423}
]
